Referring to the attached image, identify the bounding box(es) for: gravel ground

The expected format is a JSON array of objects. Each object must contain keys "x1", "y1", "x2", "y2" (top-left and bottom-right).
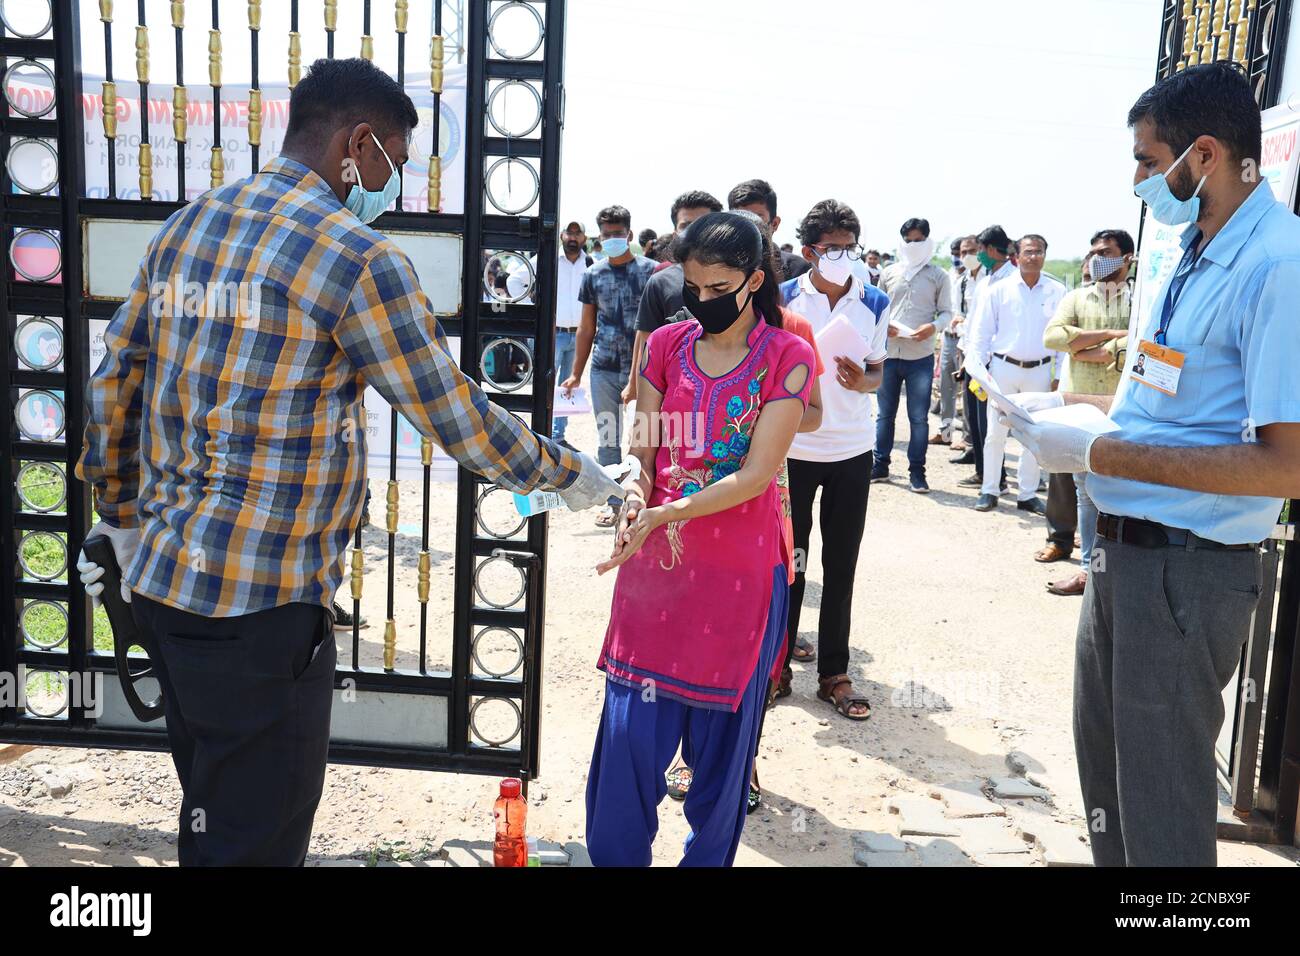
[{"x1": 2, "y1": 405, "x2": 1297, "y2": 867}]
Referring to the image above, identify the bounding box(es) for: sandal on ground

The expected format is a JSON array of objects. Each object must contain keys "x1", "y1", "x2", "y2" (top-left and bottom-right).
[
  {"x1": 594, "y1": 505, "x2": 618, "y2": 528},
  {"x1": 791, "y1": 634, "x2": 816, "y2": 663},
  {"x1": 773, "y1": 667, "x2": 793, "y2": 701},
  {"x1": 817, "y1": 674, "x2": 871, "y2": 720},
  {"x1": 666, "y1": 764, "x2": 692, "y2": 801},
  {"x1": 1034, "y1": 543, "x2": 1071, "y2": 563},
  {"x1": 747, "y1": 771, "x2": 762, "y2": 815}
]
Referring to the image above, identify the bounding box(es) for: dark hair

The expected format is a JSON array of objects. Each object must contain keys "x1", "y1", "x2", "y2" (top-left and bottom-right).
[
  {"x1": 285, "y1": 58, "x2": 418, "y2": 144},
  {"x1": 900, "y1": 217, "x2": 931, "y2": 238},
  {"x1": 977, "y1": 224, "x2": 1012, "y2": 253},
  {"x1": 1019, "y1": 233, "x2": 1048, "y2": 254},
  {"x1": 596, "y1": 205, "x2": 632, "y2": 230},
  {"x1": 949, "y1": 238, "x2": 962, "y2": 255},
  {"x1": 654, "y1": 233, "x2": 678, "y2": 263},
  {"x1": 727, "y1": 178, "x2": 779, "y2": 220},
  {"x1": 675, "y1": 211, "x2": 783, "y2": 328},
  {"x1": 638, "y1": 228, "x2": 658, "y2": 247},
  {"x1": 797, "y1": 199, "x2": 861, "y2": 247},
  {"x1": 1127, "y1": 60, "x2": 1260, "y2": 164},
  {"x1": 669, "y1": 190, "x2": 722, "y2": 227},
  {"x1": 1089, "y1": 228, "x2": 1135, "y2": 256},
  {"x1": 866, "y1": 248, "x2": 880, "y2": 257}
]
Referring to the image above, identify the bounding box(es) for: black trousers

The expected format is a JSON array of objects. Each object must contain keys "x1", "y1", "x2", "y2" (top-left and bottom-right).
[
  {"x1": 130, "y1": 594, "x2": 336, "y2": 866},
  {"x1": 961, "y1": 382, "x2": 1005, "y2": 485},
  {"x1": 786, "y1": 451, "x2": 873, "y2": 678},
  {"x1": 1046, "y1": 472, "x2": 1079, "y2": 550}
]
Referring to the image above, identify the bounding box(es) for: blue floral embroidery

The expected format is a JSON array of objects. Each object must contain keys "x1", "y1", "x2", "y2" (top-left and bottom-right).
[
  {"x1": 711, "y1": 440, "x2": 730, "y2": 459},
  {"x1": 728, "y1": 433, "x2": 750, "y2": 457},
  {"x1": 682, "y1": 481, "x2": 702, "y2": 496},
  {"x1": 726, "y1": 395, "x2": 745, "y2": 417},
  {"x1": 748, "y1": 378, "x2": 761, "y2": 395},
  {"x1": 712, "y1": 460, "x2": 740, "y2": 480}
]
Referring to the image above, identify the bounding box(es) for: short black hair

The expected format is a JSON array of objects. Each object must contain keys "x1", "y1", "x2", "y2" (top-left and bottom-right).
[
  {"x1": 670, "y1": 190, "x2": 722, "y2": 227},
  {"x1": 797, "y1": 199, "x2": 861, "y2": 246},
  {"x1": 1127, "y1": 60, "x2": 1261, "y2": 163},
  {"x1": 727, "y1": 178, "x2": 779, "y2": 220},
  {"x1": 596, "y1": 205, "x2": 632, "y2": 230},
  {"x1": 638, "y1": 227, "x2": 658, "y2": 247},
  {"x1": 1090, "y1": 228, "x2": 1135, "y2": 256},
  {"x1": 977, "y1": 225, "x2": 1012, "y2": 253},
  {"x1": 285, "y1": 58, "x2": 418, "y2": 144},
  {"x1": 949, "y1": 238, "x2": 962, "y2": 255},
  {"x1": 1019, "y1": 233, "x2": 1048, "y2": 254},
  {"x1": 900, "y1": 218, "x2": 931, "y2": 238}
]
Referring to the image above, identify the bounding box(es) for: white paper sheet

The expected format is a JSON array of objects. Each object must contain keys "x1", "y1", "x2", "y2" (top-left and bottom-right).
[
  {"x1": 554, "y1": 385, "x2": 592, "y2": 417},
  {"x1": 890, "y1": 320, "x2": 918, "y2": 337},
  {"x1": 1031, "y1": 402, "x2": 1121, "y2": 435},
  {"x1": 962, "y1": 356, "x2": 1035, "y2": 429},
  {"x1": 815, "y1": 314, "x2": 871, "y2": 367}
]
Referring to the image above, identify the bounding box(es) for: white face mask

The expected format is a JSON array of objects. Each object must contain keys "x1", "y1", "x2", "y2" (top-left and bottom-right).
[
  {"x1": 961, "y1": 253, "x2": 980, "y2": 273},
  {"x1": 899, "y1": 237, "x2": 935, "y2": 268},
  {"x1": 816, "y1": 252, "x2": 854, "y2": 285}
]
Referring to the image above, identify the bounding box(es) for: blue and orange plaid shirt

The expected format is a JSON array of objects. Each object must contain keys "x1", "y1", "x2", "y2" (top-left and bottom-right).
[{"x1": 77, "y1": 156, "x2": 579, "y2": 618}]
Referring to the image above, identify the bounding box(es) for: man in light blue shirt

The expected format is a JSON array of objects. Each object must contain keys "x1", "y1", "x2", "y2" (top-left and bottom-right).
[{"x1": 1009, "y1": 62, "x2": 1300, "y2": 866}]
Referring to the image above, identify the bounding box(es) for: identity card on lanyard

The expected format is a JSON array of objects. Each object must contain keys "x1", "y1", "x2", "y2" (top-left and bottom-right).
[{"x1": 1134, "y1": 238, "x2": 1197, "y2": 397}]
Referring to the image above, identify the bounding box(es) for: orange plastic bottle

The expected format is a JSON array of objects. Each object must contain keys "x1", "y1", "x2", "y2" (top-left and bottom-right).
[{"x1": 493, "y1": 778, "x2": 527, "y2": 867}]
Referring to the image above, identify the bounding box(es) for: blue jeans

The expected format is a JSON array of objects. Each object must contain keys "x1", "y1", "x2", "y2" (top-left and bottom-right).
[
  {"x1": 1076, "y1": 471, "x2": 1098, "y2": 571},
  {"x1": 874, "y1": 355, "x2": 935, "y2": 477},
  {"x1": 589, "y1": 364, "x2": 630, "y2": 508},
  {"x1": 552, "y1": 329, "x2": 577, "y2": 441}
]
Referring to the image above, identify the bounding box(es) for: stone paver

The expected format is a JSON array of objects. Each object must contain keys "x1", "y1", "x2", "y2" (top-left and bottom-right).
[
  {"x1": 851, "y1": 830, "x2": 908, "y2": 853},
  {"x1": 972, "y1": 851, "x2": 1035, "y2": 866},
  {"x1": 929, "y1": 784, "x2": 1006, "y2": 819},
  {"x1": 907, "y1": 836, "x2": 971, "y2": 866},
  {"x1": 956, "y1": 817, "x2": 1033, "y2": 856},
  {"x1": 987, "y1": 775, "x2": 1051, "y2": 800},
  {"x1": 854, "y1": 846, "x2": 919, "y2": 867},
  {"x1": 887, "y1": 796, "x2": 962, "y2": 837},
  {"x1": 1017, "y1": 820, "x2": 1093, "y2": 867}
]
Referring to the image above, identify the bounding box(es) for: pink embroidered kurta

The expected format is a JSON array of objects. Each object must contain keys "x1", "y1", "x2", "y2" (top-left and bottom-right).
[{"x1": 597, "y1": 317, "x2": 815, "y2": 712}]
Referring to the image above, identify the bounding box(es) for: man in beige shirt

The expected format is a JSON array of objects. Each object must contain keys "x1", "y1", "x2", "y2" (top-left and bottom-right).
[{"x1": 1036, "y1": 228, "x2": 1134, "y2": 595}]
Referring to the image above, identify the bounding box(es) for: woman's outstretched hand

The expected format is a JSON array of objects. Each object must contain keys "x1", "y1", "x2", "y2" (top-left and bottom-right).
[{"x1": 596, "y1": 497, "x2": 660, "y2": 575}]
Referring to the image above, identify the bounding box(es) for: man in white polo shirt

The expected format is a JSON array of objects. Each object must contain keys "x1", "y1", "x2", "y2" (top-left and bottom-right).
[
  {"x1": 967, "y1": 233, "x2": 1064, "y2": 513},
  {"x1": 776, "y1": 199, "x2": 888, "y2": 721},
  {"x1": 508, "y1": 220, "x2": 590, "y2": 449}
]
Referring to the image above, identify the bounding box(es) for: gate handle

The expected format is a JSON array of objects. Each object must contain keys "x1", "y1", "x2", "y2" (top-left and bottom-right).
[{"x1": 82, "y1": 535, "x2": 165, "y2": 723}]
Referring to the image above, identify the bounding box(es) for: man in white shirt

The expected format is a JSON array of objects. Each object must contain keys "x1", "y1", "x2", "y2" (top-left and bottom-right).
[
  {"x1": 967, "y1": 233, "x2": 1064, "y2": 512},
  {"x1": 778, "y1": 199, "x2": 888, "y2": 720},
  {"x1": 507, "y1": 220, "x2": 589, "y2": 448}
]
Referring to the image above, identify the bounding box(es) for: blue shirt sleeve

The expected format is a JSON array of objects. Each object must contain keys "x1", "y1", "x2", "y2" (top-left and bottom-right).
[
  {"x1": 1242, "y1": 257, "x2": 1300, "y2": 428},
  {"x1": 578, "y1": 269, "x2": 596, "y2": 306}
]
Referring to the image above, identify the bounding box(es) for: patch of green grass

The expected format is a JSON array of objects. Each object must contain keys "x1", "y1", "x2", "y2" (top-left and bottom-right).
[
  {"x1": 363, "y1": 838, "x2": 439, "y2": 866},
  {"x1": 17, "y1": 462, "x2": 66, "y2": 513},
  {"x1": 19, "y1": 530, "x2": 67, "y2": 582}
]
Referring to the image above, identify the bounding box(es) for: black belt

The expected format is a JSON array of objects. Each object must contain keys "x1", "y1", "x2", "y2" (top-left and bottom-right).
[
  {"x1": 993, "y1": 352, "x2": 1051, "y2": 369},
  {"x1": 1095, "y1": 513, "x2": 1257, "y2": 551}
]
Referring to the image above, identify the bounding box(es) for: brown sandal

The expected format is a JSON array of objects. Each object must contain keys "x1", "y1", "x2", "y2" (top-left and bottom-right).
[
  {"x1": 817, "y1": 674, "x2": 871, "y2": 720},
  {"x1": 772, "y1": 667, "x2": 793, "y2": 702},
  {"x1": 1034, "y1": 543, "x2": 1071, "y2": 563},
  {"x1": 791, "y1": 634, "x2": 816, "y2": 663}
]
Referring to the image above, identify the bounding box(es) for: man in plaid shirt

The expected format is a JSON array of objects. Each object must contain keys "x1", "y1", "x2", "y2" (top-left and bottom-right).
[{"x1": 74, "y1": 58, "x2": 620, "y2": 865}]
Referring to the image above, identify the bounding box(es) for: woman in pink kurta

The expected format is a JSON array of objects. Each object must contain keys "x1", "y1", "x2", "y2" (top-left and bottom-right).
[{"x1": 585, "y1": 212, "x2": 814, "y2": 867}]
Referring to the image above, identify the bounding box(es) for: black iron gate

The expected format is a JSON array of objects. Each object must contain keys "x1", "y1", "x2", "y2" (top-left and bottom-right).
[{"x1": 1, "y1": 0, "x2": 568, "y2": 784}]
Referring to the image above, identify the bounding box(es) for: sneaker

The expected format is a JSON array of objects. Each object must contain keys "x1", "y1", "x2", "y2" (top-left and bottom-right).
[
  {"x1": 870, "y1": 466, "x2": 891, "y2": 483},
  {"x1": 909, "y1": 474, "x2": 930, "y2": 494},
  {"x1": 949, "y1": 451, "x2": 976, "y2": 465},
  {"x1": 1017, "y1": 497, "x2": 1047, "y2": 516},
  {"x1": 973, "y1": 493, "x2": 998, "y2": 512},
  {"x1": 333, "y1": 601, "x2": 368, "y2": 630},
  {"x1": 957, "y1": 474, "x2": 983, "y2": 488}
]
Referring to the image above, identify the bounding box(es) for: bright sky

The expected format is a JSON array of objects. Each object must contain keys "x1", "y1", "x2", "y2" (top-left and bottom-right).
[{"x1": 561, "y1": 0, "x2": 1166, "y2": 258}]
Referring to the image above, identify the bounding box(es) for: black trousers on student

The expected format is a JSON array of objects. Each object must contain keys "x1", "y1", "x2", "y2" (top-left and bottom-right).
[
  {"x1": 130, "y1": 594, "x2": 336, "y2": 866},
  {"x1": 786, "y1": 451, "x2": 873, "y2": 678}
]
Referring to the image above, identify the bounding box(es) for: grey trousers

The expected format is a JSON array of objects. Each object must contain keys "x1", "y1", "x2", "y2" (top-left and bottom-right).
[
  {"x1": 1074, "y1": 538, "x2": 1262, "y2": 866},
  {"x1": 937, "y1": 331, "x2": 961, "y2": 438}
]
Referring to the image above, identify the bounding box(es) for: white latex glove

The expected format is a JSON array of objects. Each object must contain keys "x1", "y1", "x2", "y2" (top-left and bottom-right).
[
  {"x1": 76, "y1": 521, "x2": 140, "y2": 606},
  {"x1": 558, "y1": 451, "x2": 629, "y2": 511},
  {"x1": 1008, "y1": 391, "x2": 1065, "y2": 414},
  {"x1": 1005, "y1": 417, "x2": 1099, "y2": 475}
]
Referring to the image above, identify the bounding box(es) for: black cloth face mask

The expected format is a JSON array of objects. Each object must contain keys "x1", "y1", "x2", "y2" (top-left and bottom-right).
[{"x1": 683, "y1": 272, "x2": 756, "y2": 334}]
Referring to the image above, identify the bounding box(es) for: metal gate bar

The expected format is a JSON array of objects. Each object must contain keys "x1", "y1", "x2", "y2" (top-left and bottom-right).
[{"x1": 1, "y1": 0, "x2": 567, "y2": 782}]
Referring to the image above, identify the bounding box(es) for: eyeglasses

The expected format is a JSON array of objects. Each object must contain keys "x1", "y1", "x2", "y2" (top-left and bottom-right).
[{"x1": 810, "y1": 243, "x2": 864, "y2": 261}]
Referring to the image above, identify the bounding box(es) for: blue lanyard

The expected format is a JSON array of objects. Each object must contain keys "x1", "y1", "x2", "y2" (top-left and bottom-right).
[{"x1": 1155, "y1": 237, "x2": 1202, "y2": 346}]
